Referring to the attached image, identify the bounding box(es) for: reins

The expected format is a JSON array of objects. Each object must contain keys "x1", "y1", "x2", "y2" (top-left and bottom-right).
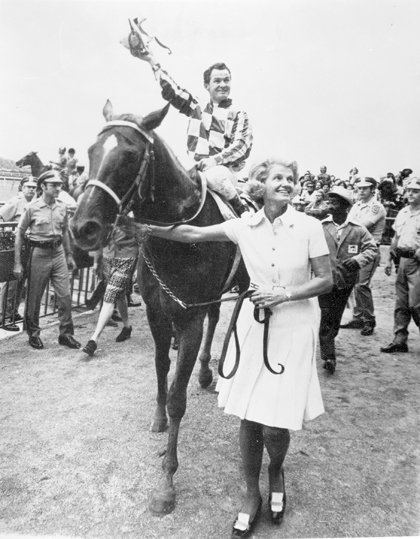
[{"x1": 217, "y1": 290, "x2": 285, "y2": 379}]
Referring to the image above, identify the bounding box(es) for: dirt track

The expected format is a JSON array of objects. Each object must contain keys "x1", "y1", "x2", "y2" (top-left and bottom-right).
[{"x1": 0, "y1": 253, "x2": 419, "y2": 538}]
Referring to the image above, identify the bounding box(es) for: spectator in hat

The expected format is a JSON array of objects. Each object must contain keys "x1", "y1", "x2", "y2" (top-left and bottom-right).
[
  {"x1": 0, "y1": 177, "x2": 37, "y2": 223},
  {"x1": 14, "y1": 170, "x2": 80, "y2": 350},
  {"x1": 381, "y1": 177, "x2": 420, "y2": 353},
  {"x1": 318, "y1": 186, "x2": 377, "y2": 373},
  {"x1": 341, "y1": 177, "x2": 386, "y2": 335}
]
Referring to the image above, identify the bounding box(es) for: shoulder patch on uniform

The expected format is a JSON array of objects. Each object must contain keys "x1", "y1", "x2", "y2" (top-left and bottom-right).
[{"x1": 371, "y1": 204, "x2": 380, "y2": 214}]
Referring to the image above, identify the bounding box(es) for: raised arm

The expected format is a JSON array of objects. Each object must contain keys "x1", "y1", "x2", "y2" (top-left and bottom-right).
[
  {"x1": 138, "y1": 51, "x2": 199, "y2": 118},
  {"x1": 136, "y1": 222, "x2": 231, "y2": 244}
]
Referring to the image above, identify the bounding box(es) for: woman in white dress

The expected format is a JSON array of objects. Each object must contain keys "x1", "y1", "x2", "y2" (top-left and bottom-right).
[{"x1": 137, "y1": 159, "x2": 332, "y2": 537}]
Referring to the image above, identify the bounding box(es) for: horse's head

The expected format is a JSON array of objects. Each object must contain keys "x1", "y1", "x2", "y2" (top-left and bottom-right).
[
  {"x1": 71, "y1": 100, "x2": 169, "y2": 251},
  {"x1": 15, "y1": 151, "x2": 37, "y2": 168}
]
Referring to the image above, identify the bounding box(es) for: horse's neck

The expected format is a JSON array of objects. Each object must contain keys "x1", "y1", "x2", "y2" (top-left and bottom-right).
[
  {"x1": 31, "y1": 155, "x2": 44, "y2": 177},
  {"x1": 141, "y1": 139, "x2": 199, "y2": 222}
]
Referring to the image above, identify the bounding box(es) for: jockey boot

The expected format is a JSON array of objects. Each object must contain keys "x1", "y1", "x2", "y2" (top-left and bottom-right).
[{"x1": 229, "y1": 194, "x2": 249, "y2": 216}]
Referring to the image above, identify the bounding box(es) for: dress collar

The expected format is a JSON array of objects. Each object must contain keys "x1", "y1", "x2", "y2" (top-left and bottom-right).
[{"x1": 246, "y1": 204, "x2": 297, "y2": 227}]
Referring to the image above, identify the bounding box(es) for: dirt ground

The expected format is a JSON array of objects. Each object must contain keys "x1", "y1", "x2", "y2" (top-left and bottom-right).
[{"x1": 0, "y1": 251, "x2": 419, "y2": 538}]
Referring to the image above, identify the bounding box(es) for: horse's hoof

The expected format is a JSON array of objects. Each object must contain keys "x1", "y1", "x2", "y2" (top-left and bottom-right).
[
  {"x1": 150, "y1": 414, "x2": 168, "y2": 433},
  {"x1": 149, "y1": 487, "x2": 176, "y2": 515},
  {"x1": 198, "y1": 368, "x2": 213, "y2": 389}
]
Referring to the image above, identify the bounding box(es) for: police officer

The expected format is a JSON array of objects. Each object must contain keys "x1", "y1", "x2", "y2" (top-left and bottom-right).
[
  {"x1": 341, "y1": 177, "x2": 386, "y2": 335},
  {"x1": 13, "y1": 170, "x2": 81, "y2": 350},
  {"x1": 381, "y1": 177, "x2": 420, "y2": 353},
  {"x1": 0, "y1": 177, "x2": 37, "y2": 222}
]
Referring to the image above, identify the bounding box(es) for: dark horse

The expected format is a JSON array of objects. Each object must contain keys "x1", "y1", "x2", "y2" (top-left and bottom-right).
[
  {"x1": 71, "y1": 101, "x2": 248, "y2": 514},
  {"x1": 15, "y1": 151, "x2": 49, "y2": 178}
]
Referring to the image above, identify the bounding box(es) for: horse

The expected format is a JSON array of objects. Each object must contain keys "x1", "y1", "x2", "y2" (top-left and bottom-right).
[
  {"x1": 15, "y1": 151, "x2": 48, "y2": 179},
  {"x1": 70, "y1": 100, "x2": 249, "y2": 515}
]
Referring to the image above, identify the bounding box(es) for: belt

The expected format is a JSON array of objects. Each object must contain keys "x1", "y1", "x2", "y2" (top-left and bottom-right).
[
  {"x1": 395, "y1": 248, "x2": 416, "y2": 259},
  {"x1": 29, "y1": 239, "x2": 62, "y2": 249}
]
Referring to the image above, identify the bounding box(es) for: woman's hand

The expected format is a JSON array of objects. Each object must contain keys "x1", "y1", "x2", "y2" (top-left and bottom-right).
[
  {"x1": 250, "y1": 287, "x2": 289, "y2": 308},
  {"x1": 135, "y1": 223, "x2": 151, "y2": 243}
]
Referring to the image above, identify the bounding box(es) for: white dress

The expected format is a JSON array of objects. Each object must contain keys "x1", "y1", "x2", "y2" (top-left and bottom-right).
[{"x1": 216, "y1": 205, "x2": 329, "y2": 430}]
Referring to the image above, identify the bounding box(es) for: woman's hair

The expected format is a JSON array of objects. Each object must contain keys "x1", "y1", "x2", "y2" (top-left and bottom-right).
[{"x1": 244, "y1": 159, "x2": 298, "y2": 205}]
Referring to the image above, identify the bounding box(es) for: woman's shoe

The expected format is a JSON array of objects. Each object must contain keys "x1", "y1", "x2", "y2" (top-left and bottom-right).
[
  {"x1": 324, "y1": 358, "x2": 336, "y2": 374},
  {"x1": 116, "y1": 326, "x2": 132, "y2": 342},
  {"x1": 231, "y1": 497, "x2": 262, "y2": 537},
  {"x1": 82, "y1": 339, "x2": 97, "y2": 356},
  {"x1": 269, "y1": 469, "x2": 286, "y2": 524}
]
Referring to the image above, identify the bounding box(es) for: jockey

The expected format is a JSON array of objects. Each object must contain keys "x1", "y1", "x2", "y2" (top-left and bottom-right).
[{"x1": 125, "y1": 33, "x2": 253, "y2": 215}]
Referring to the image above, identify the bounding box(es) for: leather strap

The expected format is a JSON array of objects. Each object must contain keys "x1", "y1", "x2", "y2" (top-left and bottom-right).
[{"x1": 218, "y1": 291, "x2": 285, "y2": 379}]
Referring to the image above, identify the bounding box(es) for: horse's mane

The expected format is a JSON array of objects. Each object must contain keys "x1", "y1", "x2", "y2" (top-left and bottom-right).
[{"x1": 114, "y1": 113, "x2": 194, "y2": 184}]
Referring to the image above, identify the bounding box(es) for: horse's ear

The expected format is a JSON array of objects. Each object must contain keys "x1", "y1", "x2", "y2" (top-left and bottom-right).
[
  {"x1": 141, "y1": 103, "x2": 170, "y2": 131},
  {"x1": 103, "y1": 99, "x2": 114, "y2": 121}
]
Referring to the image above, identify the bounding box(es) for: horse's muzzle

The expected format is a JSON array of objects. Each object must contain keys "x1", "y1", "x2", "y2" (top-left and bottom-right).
[{"x1": 71, "y1": 219, "x2": 103, "y2": 250}]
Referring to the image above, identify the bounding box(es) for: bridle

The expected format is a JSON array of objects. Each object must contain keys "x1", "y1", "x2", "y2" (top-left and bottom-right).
[{"x1": 85, "y1": 120, "x2": 207, "y2": 231}]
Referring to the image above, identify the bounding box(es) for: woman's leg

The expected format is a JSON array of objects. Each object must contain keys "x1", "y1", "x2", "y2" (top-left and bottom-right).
[
  {"x1": 90, "y1": 300, "x2": 115, "y2": 343},
  {"x1": 116, "y1": 294, "x2": 130, "y2": 328},
  {"x1": 238, "y1": 419, "x2": 264, "y2": 515},
  {"x1": 262, "y1": 426, "x2": 290, "y2": 493}
]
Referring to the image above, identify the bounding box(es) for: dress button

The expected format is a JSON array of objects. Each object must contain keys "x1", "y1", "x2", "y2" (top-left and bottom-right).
[
  {"x1": 271, "y1": 263, "x2": 275, "y2": 267},
  {"x1": 272, "y1": 247, "x2": 276, "y2": 251}
]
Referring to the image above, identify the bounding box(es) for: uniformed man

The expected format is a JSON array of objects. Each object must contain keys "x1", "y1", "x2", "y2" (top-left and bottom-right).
[
  {"x1": 341, "y1": 177, "x2": 386, "y2": 335},
  {"x1": 381, "y1": 177, "x2": 420, "y2": 353},
  {"x1": 0, "y1": 177, "x2": 38, "y2": 329},
  {"x1": 13, "y1": 170, "x2": 81, "y2": 350},
  {"x1": 0, "y1": 177, "x2": 37, "y2": 222}
]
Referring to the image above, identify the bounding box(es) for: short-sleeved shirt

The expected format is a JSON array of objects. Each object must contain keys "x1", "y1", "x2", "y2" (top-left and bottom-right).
[
  {"x1": 393, "y1": 205, "x2": 420, "y2": 250},
  {"x1": 17, "y1": 197, "x2": 68, "y2": 241},
  {"x1": 222, "y1": 205, "x2": 329, "y2": 291},
  {"x1": 0, "y1": 194, "x2": 30, "y2": 222},
  {"x1": 348, "y1": 196, "x2": 386, "y2": 244}
]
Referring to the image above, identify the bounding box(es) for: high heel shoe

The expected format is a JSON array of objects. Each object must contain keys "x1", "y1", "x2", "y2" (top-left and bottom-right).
[
  {"x1": 269, "y1": 469, "x2": 286, "y2": 524},
  {"x1": 231, "y1": 497, "x2": 262, "y2": 537}
]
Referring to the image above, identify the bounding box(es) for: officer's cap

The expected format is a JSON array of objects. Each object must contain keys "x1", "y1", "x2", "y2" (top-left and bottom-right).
[
  {"x1": 38, "y1": 170, "x2": 63, "y2": 185},
  {"x1": 328, "y1": 186, "x2": 353, "y2": 206},
  {"x1": 357, "y1": 177, "x2": 377, "y2": 189},
  {"x1": 24, "y1": 178, "x2": 38, "y2": 187},
  {"x1": 405, "y1": 177, "x2": 420, "y2": 190}
]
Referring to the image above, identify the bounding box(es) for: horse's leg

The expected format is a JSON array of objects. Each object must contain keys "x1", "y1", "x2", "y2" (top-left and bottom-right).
[
  {"x1": 197, "y1": 303, "x2": 220, "y2": 388},
  {"x1": 149, "y1": 312, "x2": 205, "y2": 515},
  {"x1": 146, "y1": 303, "x2": 172, "y2": 433}
]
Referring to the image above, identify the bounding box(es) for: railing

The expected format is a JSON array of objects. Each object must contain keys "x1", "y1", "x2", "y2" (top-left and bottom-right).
[{"x1": 0, "y1": 221, "x2": 94, "y2": 331}]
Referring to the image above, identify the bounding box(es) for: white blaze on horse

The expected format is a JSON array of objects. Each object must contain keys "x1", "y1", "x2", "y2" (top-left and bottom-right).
[{"x1": 71, "y1": 101, "x2": 249, "y2": 515}]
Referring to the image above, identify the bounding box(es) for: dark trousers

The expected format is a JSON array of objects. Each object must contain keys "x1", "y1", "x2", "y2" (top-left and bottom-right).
[
  {"x1": 24, "y1": 245, "x2": 74, "y2": 338},
  {"x1": 353, "y1": 251, "x2": 381, "y2": 325},
  {"x1": 318, "y1": 286, "x2": 354, "y2": 361},
  {"x1": 393, "y1": 258, "x2": 420, "y2": 343}
]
